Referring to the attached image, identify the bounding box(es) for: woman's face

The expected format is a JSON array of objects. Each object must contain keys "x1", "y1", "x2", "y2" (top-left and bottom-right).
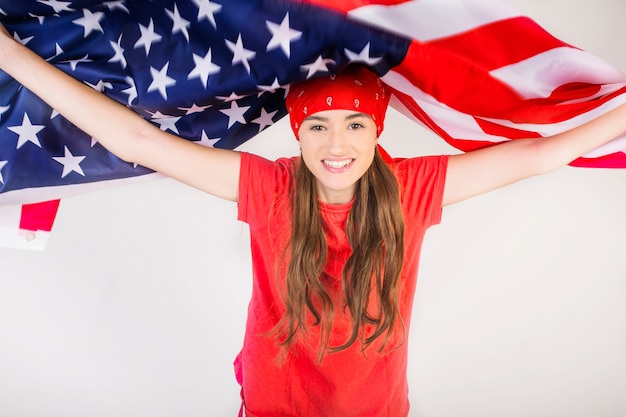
[{"x1": 298, "y1": 109, "x2": 378, "y2": 204}]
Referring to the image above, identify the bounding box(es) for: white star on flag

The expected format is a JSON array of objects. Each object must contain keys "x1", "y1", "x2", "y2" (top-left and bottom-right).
[
  {"x1": 134, "y1": 18, "x2": 162, "y2": 56},
  {"x1": 226, "y1": 34, "x2": 256, "y2": 74},
  {"x1": 66, "y1": 54, "x2": 90, "y2": 71},
  {"x1": 252, "y1": 108, "x2": 278, "y2": 132},
  {"x1": 52, "y1": 146, "x2": 86, "y2": 178},
  {"x1": 219, "y1": 101, "x2": 251, "y2": 128},
  {"x1": 37, "y1": 0, "x2": 73, "y2": 14},
  {"x1": 179, "y1": 103, "x2": 211, "y2": 115},
  {"x1": 301, "y1": 55, "x2": 336, "y2": 78},
  {"x1": 121, "y1": 76, "x2": 138, "y2": 105},
  {"x1": 266, "y1": 13, "x2": 302, "y2": 58},
  {"x1": 193, "y1": 0, "x2": 222, "y2": 28},
  {"x1": 14, "y1": 32, "x2": 34, "y2": 46},
  {"x1": 103, "y1": 0, "x2": 130, "y2": 14},
  {"x1": 148, "y1": 62, "x2": 176, "y2": 100},
  {"x1": 151, "y1": 114, "x2": 182, "y2": 134},
  {"x1": 50, "y1": 43, "x2": 64, "y2": 60},
  {"x1": 85, "y1": 79, "x2": 114, "y2": 92},
  {"x1": 109, "y1": 35, "x2": 127, "y2": 68},
  {"x1": 9, "y1": 114, "x2": 45, "y2": 149},
  {"x1": 33, "y1": 15, "x2": 46, "y2": 25},
  {"x1": 73, "y1": 9, "x2": 104, "y2": 38},
  {"x1": 166, "y1": 4, "x2": 191, "y2": 41},
  {"x1": 217, "y1": 92, "x2": 246, "y2": 102},
  {"x1": 345, "y1": 42, "x2": 382, "y2": 65},
  {"x1": 0, "y1": 160, "x2": 7, "y2": 184},
  {"x1": 188, "y1": 49, "x2": 221, "y2": 88},
  {"x1": 197, "y1": 130, "x2": 220, "y2": 147},
  {"x1": 257, "y1": 78, "x2": 282, "y2": 96}
]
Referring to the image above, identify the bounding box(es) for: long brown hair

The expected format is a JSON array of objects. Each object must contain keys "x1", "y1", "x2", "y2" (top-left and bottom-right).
[{"x1": 272, "y1": 150, "x2": 406, "y2": 362}]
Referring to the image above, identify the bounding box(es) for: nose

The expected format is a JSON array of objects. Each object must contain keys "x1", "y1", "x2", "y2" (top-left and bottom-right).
[{"x1": 328, "y1": 128, "x2": 347, "y2": 155}]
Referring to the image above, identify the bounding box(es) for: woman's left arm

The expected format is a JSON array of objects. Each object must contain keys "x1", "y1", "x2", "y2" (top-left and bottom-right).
[{"x1": 442, "y1": 103, "x2": 626, "y2": 206}]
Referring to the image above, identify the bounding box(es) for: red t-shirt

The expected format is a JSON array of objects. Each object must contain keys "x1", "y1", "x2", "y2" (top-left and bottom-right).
[{"x1": 236, "y1": 152, "x2": 448, "y2": 417}]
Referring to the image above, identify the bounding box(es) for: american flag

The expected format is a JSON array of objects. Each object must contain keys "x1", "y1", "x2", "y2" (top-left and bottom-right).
[{"x1": 1, "y1": 0, "x2": 625, "y2": 249}]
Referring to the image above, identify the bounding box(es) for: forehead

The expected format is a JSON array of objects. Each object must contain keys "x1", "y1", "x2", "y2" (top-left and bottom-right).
[{"x1": 302, "y1": 110, "x2": 372, "y2": 122}]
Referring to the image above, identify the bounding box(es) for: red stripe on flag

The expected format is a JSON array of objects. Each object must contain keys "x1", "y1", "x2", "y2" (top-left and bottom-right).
[
  {"x1": 390, "y1": 88, "x2": 452, "y2": 141},
  {"x1": 525, "y1": 85, "x2": 626, "y2": 123},
  {"x1": 474, "y1": 117, "x2": 542, "y2": 140},
  {"x1": 570, "y1": 153, "x2": 626, "y2": 169},
  {"x1": 544, "y1": 82, "x2": 601, "y2": 102},
  {"x1": 19, "y1": 200, "x2": 61, "y2": 232},
  {"x1": 302, "y1": 0, "x2": 410, "y2": 13},
  {"x1": 391, "y1": 88, "x2": 500, "y2": 153},
  {"x1": 395, "y1": 39, "x2": 626, "y2": 124},
  {"x1": 394, "y1": 40, "x2": 528, "y2": 118},
  {"x1": 428, "y1": 17, "x2": 567, "y2": 72}
]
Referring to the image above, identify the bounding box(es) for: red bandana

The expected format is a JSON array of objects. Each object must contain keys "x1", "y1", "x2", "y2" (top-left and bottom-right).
[{"x1": 285, "y1": 66, "x2": 390, "y2": 139}]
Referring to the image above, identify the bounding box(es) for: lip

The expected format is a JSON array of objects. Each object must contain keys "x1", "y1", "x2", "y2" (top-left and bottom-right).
[{"x1": 322, "y1": 158, "x2": 354, "y2": 172}]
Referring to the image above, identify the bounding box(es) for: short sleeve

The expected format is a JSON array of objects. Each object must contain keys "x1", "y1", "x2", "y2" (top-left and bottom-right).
[
  {"x1": 237, "y1": 152, "x2": 296, "y2": 228},
  {"x1": 393, "y1": 155, "x2": 449, "y2": 228}
]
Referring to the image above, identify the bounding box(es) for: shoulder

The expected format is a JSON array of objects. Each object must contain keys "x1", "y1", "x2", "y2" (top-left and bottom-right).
[
  {"x1": 238, "y1": 153, "x2": 300, "y2": 224},
  {"x1": 240, "y1": 152, "x2": 300, "y2": 183},
  {"x1": 390, "y1": 155, "x2": 449, "y2": 226},
  {"x1": 390, "y1": 155, "x2": 449, "y2": 184},
  {"x1": 239, "y1": 152, "x2": 301, "y2": 201},
  {"x1": 241, "y1": 152, "x2": 299, "y2": 170}
]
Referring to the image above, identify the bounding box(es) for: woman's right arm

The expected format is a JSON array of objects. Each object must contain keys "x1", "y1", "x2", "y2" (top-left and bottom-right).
[{"x1": 0, "y1": 27, "x2": 241, "y2": 202}]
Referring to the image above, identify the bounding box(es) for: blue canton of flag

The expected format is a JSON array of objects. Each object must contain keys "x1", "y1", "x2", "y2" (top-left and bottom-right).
[{"x1": 0, "y1": 0, "x2": 410, "y2": 202}]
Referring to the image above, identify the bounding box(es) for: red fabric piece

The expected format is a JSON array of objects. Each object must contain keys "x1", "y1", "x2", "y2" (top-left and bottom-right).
[
  {"x1": 19, "y1": 200, "x2": 61, "y2": 232},
  {"x1": 236, "y1": 152, "x2": 448, "y2": 417},
  {"x1": 285, "y1": 65, "x2": 390, "y2": 138}
]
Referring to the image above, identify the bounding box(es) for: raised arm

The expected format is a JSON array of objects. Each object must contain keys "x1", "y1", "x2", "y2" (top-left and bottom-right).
[
  {"x1": 0, "y1": 26, "x2": 240, "y2": 202},
  {"x1": 443, "y1": 103, "x2": 626, "y2": 206}
]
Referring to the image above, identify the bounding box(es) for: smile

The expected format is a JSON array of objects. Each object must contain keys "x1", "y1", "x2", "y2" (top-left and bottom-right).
[{"x1": 323, "y1": 159, "x2": 353, "y2": 169}]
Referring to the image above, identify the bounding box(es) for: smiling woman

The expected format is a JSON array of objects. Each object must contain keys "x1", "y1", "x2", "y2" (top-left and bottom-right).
[
  {"x1": 298, "y1": 110, "x2": 379, "y2": 203},
  {"x1": 232, "y1": 66, "x2": 446, "y2": 415},
  {"x1": 1, "y1": 1, "x2": 626, "y2": 417},
  {"x1": 286, "y1": 66, "x2": 388, "y2": 205}
]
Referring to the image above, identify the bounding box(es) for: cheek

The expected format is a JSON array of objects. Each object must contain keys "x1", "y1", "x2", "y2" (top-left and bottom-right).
[
  {"x1": 299, "y1": 147, "x2": 319, "y2": 170},
  {"x1": 298, "y1": 136, "x2": 322, "y2": 157}
]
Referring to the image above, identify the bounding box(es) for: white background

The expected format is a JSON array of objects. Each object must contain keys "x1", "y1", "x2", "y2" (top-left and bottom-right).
[{"x1": 1, "y1": 1, "x2": 626, "y2": 416}]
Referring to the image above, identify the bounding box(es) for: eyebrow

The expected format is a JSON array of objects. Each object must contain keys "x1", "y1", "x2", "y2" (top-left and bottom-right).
[{"x1": 302, "y1": 112, "x2": 370, "y2": 122}]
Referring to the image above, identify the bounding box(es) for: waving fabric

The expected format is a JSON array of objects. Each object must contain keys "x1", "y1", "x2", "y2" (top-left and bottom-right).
[{"x1": 0, "y1": 0, "x2": 625, "y2": 249}]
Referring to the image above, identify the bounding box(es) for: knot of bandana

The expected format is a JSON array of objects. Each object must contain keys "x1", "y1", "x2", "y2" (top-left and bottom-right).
[{"x1": 285, "y1": 66, "x2": 390, "y2": 139}]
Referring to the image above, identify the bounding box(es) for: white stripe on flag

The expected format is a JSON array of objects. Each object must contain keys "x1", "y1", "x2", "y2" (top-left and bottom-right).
[
  {"x1": 387, "y1": 68, "x2": 626, "y2": 159},
  {"x1": 384, "y1": 70, "x2": 511, "y2": 143},
  {"x1": 348, "y1": 0, "x2": 523, "y2": 42},
  {"x1": 558, "y1": 84, "x2": 626, "y2": 106},
  {"x1": 479, "y1": 95, "x2": 626, "y2": 137},
  {"x1": 490, "y1": 47, "x2": 626, "y2": 99},
  {"x1": 0, "y1": 171, "x2": 165, "y2": 205}
]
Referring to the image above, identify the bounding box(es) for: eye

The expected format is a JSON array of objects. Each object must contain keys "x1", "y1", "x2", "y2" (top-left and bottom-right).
[
  {"x1": 309, "y1": 124, "x2": 325, "y2": 131},
  {"x1": 348, "y1": 122, "x2": 364, "y2": 129}
]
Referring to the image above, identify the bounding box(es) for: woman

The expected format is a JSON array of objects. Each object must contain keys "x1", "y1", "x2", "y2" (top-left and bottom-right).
[{"x1": 1, "y1": 24, "x2": 625, "y2": 416}]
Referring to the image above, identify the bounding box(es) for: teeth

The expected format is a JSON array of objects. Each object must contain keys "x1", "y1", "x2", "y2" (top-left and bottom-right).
[{"x1": 324, "y1": 159, "x2": 352, "y2": 168}]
